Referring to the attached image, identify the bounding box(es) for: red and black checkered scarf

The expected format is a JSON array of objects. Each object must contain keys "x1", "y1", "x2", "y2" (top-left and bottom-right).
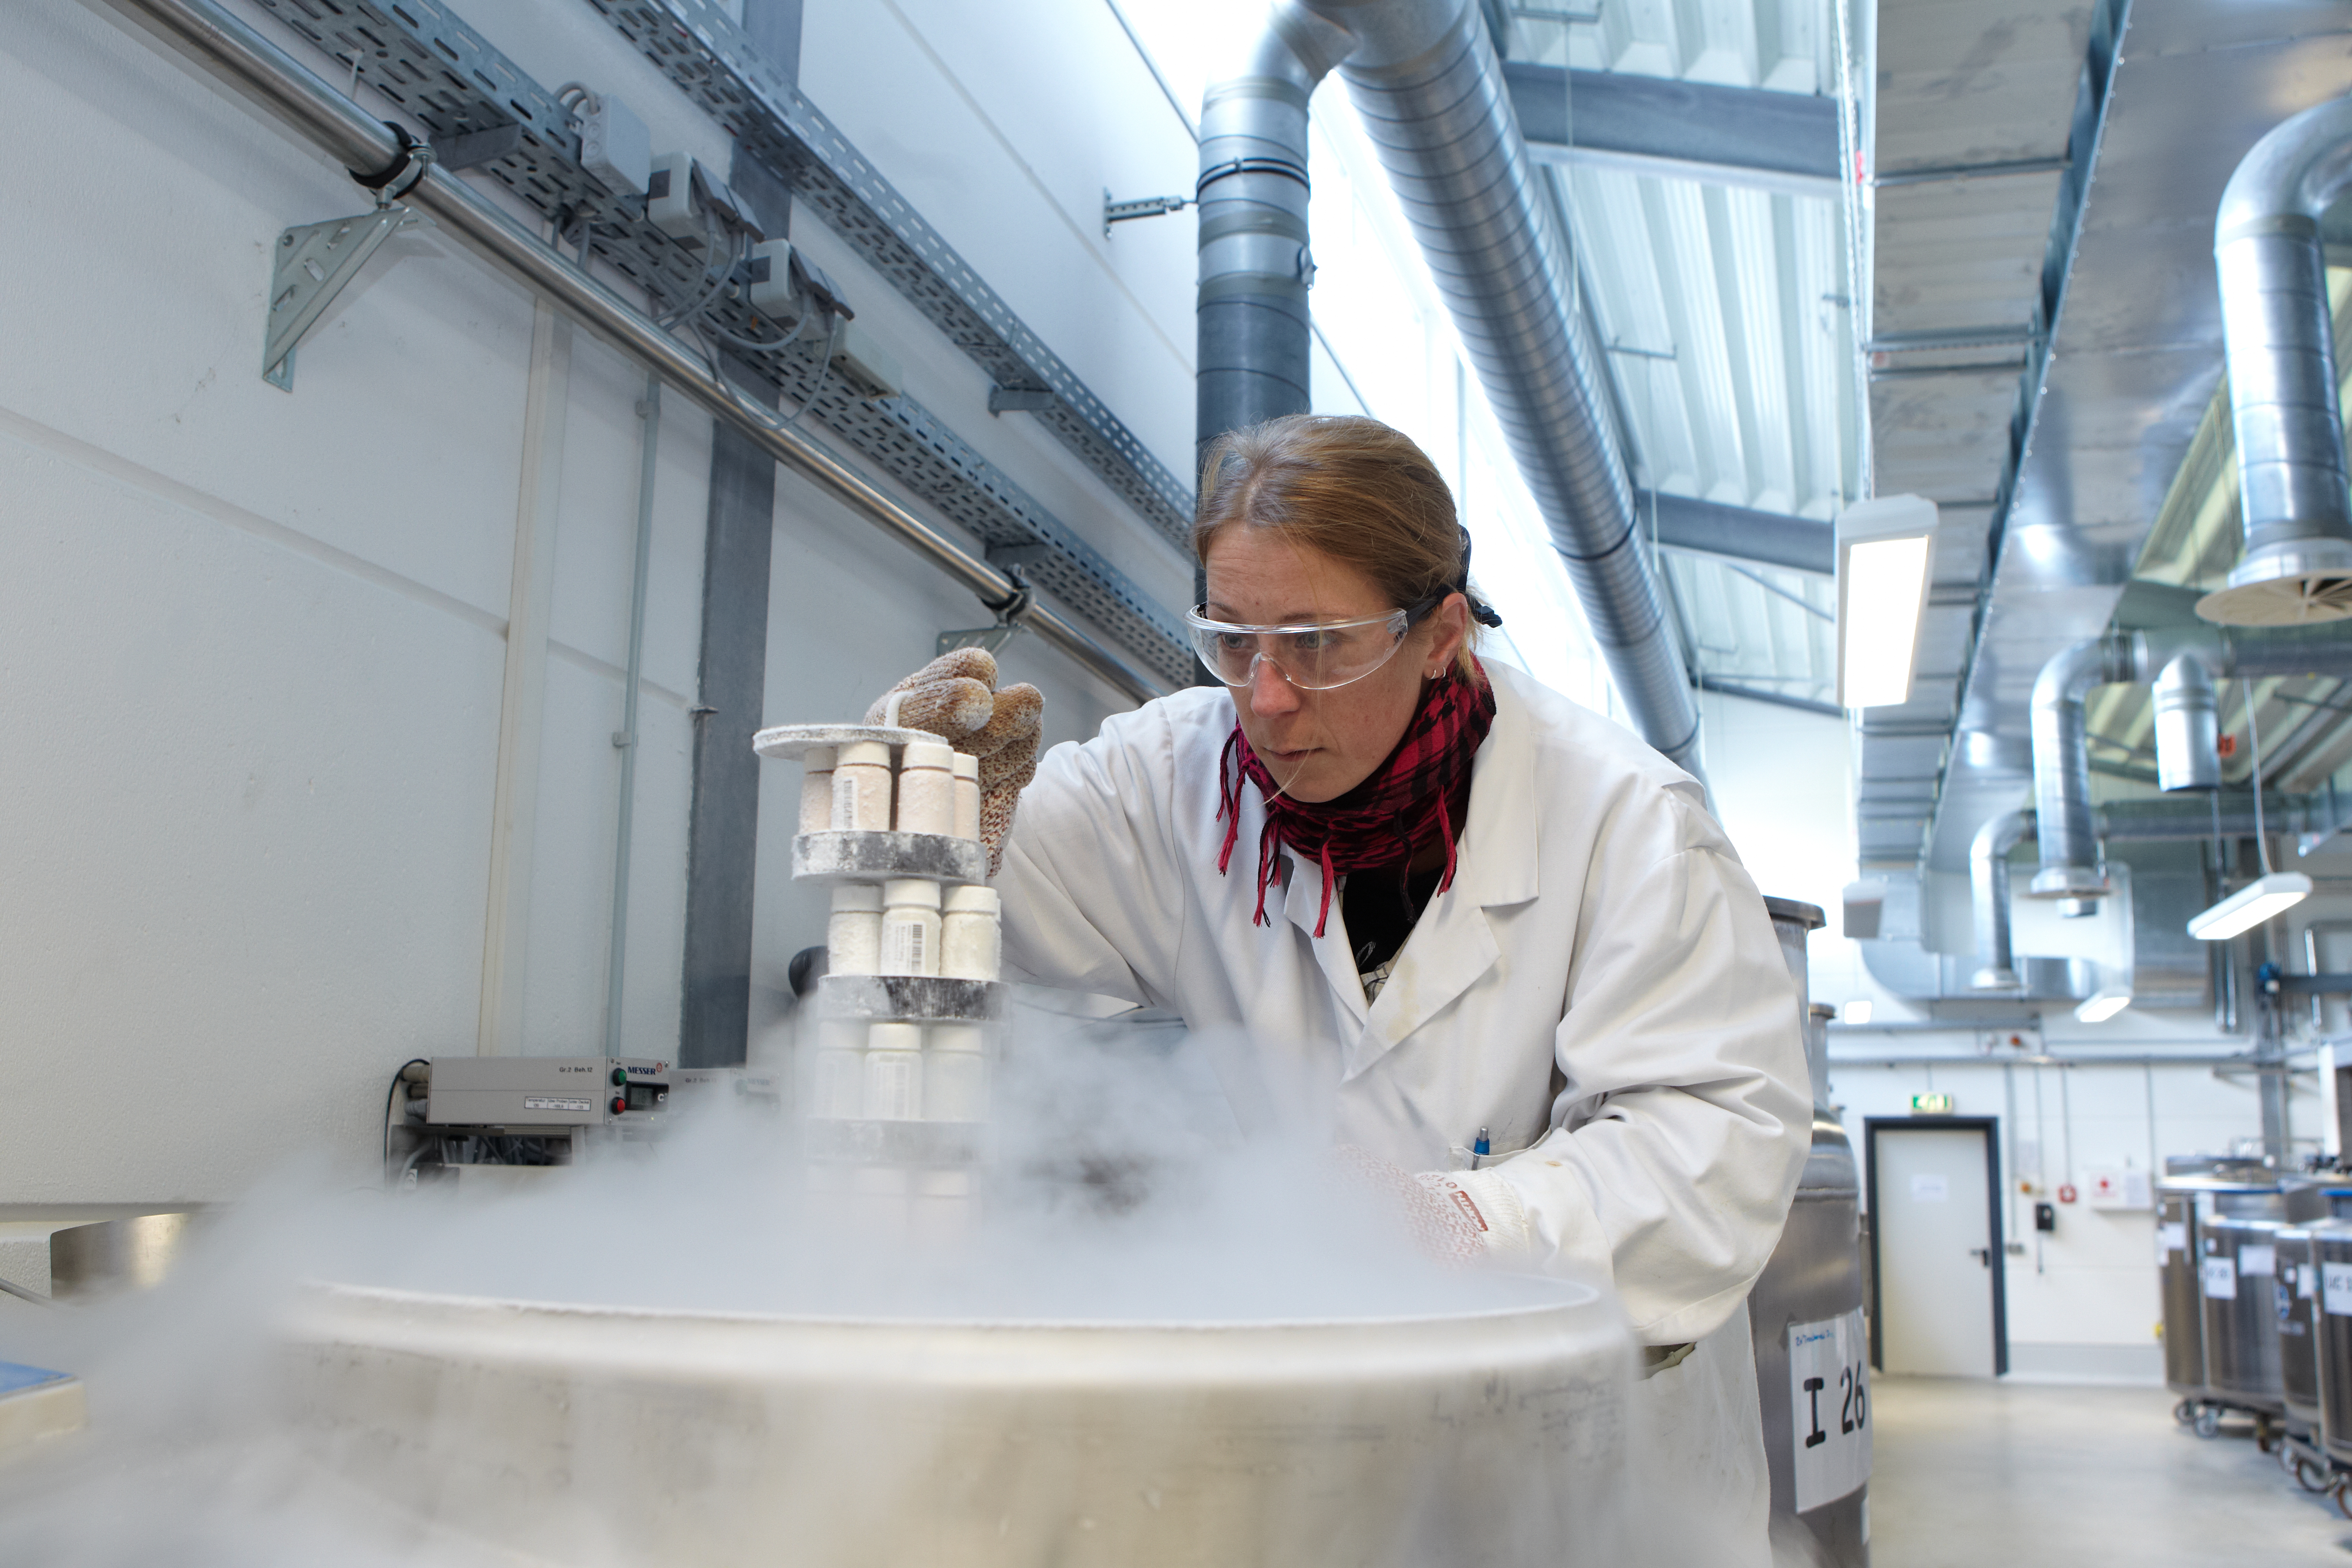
[{"x1": 1216, "y1": 659, "x2": 1496, "y2": 937}]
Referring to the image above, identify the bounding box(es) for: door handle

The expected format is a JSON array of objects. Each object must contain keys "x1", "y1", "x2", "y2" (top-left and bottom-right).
[{"x1": 1968, "y1": 1248, "x2": 1992, "y2": 1267}]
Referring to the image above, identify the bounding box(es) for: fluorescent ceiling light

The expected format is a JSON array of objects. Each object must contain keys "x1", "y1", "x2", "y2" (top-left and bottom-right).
[
  {"x1": 1844, "y1": 998, "x2": 1874, "y2": 1025},
  {"x1": 2074, "y1": 989, "x2": 2132, "y2": 1024},
  {"x1": 2186, "y1": 871, "x2": 2312, "y2": 941},
  {"x1": 1835, "y1": 495, "x2": 1939, "y2": 710}
]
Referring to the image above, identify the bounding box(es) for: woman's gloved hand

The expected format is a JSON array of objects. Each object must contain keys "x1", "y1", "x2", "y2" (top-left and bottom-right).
[
  {"x1": 1324, "y1": 1144, "x2": 1531, "y2": 1263},
  {"x1": 867, "y1": 648, "x2": 1042, "y2": 877}
]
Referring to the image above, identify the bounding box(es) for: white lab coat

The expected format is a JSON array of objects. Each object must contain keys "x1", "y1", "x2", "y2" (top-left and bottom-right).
[{"x1": 997, "y1": 660, "x2": 1810, "y2": 1559}]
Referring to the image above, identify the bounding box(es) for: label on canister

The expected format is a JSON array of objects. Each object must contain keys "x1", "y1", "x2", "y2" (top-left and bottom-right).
[
  {"x1": 2202, "y1": 1256, "x2": 2238, "y2": 1300},
  {"x1": 2325, "y1": 1262, "x2": 2352, "y2": 1316},
  {"x1": 2242, "y1": 1244, "x2": 2276, "y2": 1277},
  {"x1": 2158, "y1": 1222, "x2": 2186, "y2": 1262},
  {"x1": 1787, "y1": 1307, "x2": 1870, "y2": 1512}
]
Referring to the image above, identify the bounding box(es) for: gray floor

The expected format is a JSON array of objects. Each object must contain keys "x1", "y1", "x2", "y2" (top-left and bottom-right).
[{"x1": 1869, "y1": 1377, "x2": 2351, "y2": 1565}]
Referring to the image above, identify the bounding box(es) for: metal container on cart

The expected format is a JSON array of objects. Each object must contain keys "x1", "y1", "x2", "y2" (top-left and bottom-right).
[
  {"x1": 2157, "y1": 1164, "x2": 2286, "y2": 1435},
  {"x1": 2311, "y1": 1220, "x2": 2352, "y2": 1470},
  {"x1": 2199, "y1": 1210, "x2": 2291, "y2": 1421},
  {"x1": 1751, "y1": 898, "x2": 1868, "y2": 1568},
  {"x1": 2279, "y1": 1224, "x2": 2323, "y2": 1433}
]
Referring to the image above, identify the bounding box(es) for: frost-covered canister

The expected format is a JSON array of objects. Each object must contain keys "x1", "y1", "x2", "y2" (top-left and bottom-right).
[
  {"x1": 832, "y1": 741, "x2": 893, "y2": 831},
  {"x1": 941, "y1": 885, "x2": 1002, "y2": 981},
  {"x1": 826, "y1": 883, "x2": 883, "y2": 976},
  {"x1": 809, "y1": 1024, "x2": 865, "y2": 1119},
  {"x1": 864, "y1": 1023, "x2": 925, "y2": 1120},
  {"x1": 952, "y1": 752, "x2": 981, "y2": 841},
  {"x1": 924, "y1": 1032, "x2": 987, "y2": 1122},
  {"x1": 880, "y1": 878, "x2": 943, "y2": 977},
  {"x1": 798, "y1": 746, "x2": 837, "y2": 834},
  {"x1": 895, "y1": 740, "x2": 956, "y2": 835}
]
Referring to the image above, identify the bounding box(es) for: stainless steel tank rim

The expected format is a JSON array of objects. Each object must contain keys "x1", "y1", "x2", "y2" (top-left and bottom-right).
[{"x1": 293, "y1": 1278, "x2": 1607, "y2": 1335}]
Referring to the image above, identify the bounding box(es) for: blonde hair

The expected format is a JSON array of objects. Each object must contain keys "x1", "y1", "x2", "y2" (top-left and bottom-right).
[{"x1": 1194, "y1": 415, "x2": 1483, "y2": 683}]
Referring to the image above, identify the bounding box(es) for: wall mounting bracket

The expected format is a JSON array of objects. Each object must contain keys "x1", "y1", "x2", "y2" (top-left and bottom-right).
[
  {"x1": 1102, "y1": 189, "x2": 1189, "y2": 238},
  {"x1": 263, "y1": 204, "x2": 427, "y2": 390}
]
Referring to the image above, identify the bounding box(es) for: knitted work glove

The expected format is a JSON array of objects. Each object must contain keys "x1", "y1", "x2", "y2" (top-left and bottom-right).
[
  {"x1": 1324, "y1": 1145, "x2": 1531, "y2": 1264},
  {"x1": 867, "y1": 650, "x2": 1043, "y2": 878}
]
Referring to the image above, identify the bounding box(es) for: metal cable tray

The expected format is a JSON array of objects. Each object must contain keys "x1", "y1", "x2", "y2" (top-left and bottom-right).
[{"x1": 815, "y1": 975, "x2": 1002, "y2": 1023}]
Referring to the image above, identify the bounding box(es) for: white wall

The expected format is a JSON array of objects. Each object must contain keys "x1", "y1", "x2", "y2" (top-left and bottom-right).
[{"x1": 0, "y1": 0, "x2": 1189, "y2": 1204}]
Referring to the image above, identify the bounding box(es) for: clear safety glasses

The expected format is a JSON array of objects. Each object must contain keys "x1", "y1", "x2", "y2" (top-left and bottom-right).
[{"x1": 1184, "y1": 594, "x2": 1441, "y2": 691}]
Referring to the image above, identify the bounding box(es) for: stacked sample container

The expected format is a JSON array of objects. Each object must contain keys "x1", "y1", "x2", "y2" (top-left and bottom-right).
[{"x1": 753, "y1": 723, "x2": 1003, "y2": 1235}]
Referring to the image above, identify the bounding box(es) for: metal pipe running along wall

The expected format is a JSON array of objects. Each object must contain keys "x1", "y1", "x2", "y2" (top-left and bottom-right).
[
  {"x1": 1198, "y1": 0, "x2": 1704, "y2": 779},
  {"x1": 99, "y1": 0, "x2": 1167, "y2": 708},
  {"x1": 2029, "y1": 623, "x2": 2352, "y2": 901}
]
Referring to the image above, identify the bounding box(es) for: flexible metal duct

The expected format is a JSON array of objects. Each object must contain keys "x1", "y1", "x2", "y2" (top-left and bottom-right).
[
  {"x1": 2200, "y1": 96, "x2": 2352, "y2": 626},
  {"x1": 2028, "y1": 624, "x2": 2352, "y2": 898},
  {"x1": 1200, "y1": 0, "x2": 1703, "y2": 778},
  {"x1": 1969, "y1": 810, "x2": 2033, "y2": 991}
]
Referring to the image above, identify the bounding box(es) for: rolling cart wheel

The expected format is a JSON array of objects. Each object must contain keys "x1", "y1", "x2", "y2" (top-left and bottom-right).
[
  {"x1": 2195, "y1": 1405, "x2": 2221, "y2": 1439},
  {"x1": 2334, "y1": 1477, "x2": 2352, "y2": 1521},
  {"x1": 2175, "y1": 1398, "x2": 2200, "y2": 1426},
  {"x1": 2297, "y1": 1456, "x2": 2331, "y2": 1493}
]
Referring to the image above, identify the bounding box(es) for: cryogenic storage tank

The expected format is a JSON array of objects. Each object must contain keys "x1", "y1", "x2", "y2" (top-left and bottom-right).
[
  {"x1": 280, "y1": 1279, "x2": 1633, "y2": 1568},
  {"x1": 2313, "y1": 1220, "x2": 2352, "y2": 1467},
  {"x1": 1751, "y1": 897, "x2": 1868, "y2": 1568},
  {"x1": 2199, "y1": 1211, "x2": 2289, "y2": 1417},
  {"x1": 2158, "y1": 1164, "x2": 2282, "y2": 1427},
  {"x1": 2279, "y1": 1225, "x2": 2322, "y2": 1432}
]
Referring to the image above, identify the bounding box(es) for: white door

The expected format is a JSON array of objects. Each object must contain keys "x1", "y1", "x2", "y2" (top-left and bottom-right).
[{"x1": 1877, "y1": 1127, "x2": 1998, "y2": 1376}]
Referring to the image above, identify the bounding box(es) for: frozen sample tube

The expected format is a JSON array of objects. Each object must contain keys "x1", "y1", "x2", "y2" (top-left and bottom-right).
[
  {"x1": 940, "y1": 884, "x2": 1001, "y2": 981},
  {"x1": 951, "y1": 752, "x2": 980, "y2": 841},
  {"x1": 799, "y1": 746, "x2": 836, "y2": 834},
  {"x1": 832, "y1": 740, "x2": 893, "y2": 831},
  {"x1": 827, "y1": 883, "x2": 884, "y2": 975},
  {"x1": 809, "y1": 1043, "x2": 864, "y2": 1119},
  {"x1": 865, "y1": 1022, "x2": 925, "y2": 1119},
  {"x1": 923, "y1": 1041, "x2": 987, "y2": 1122},
  {"x1": 896, "y1": 739, "x2": 956, "y2": 835},
  {"x1": 880, "y1": 878, "x2": 943, "y2": 976}
]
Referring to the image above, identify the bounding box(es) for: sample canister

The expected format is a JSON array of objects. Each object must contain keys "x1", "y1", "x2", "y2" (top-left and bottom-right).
[
  {"x1": 941, "y1": 885, "x2": 1002, "y2": 981},
  {"x1": 826, "y1": 884, "x2": 884, "y2": 976},
  {"x1": 951, "y1": 753, "x2": 981, "y2": 841},
  {"x1": 832, "y1": 741, "x2": 893, "y2": 832},
  {"x1": 809, "y1": 1038, "x2": 864, "y2": 1120},
  {"x1": 880, "y1": 879, "x2": 943, "y2": 977},
  {"x1": 799, "y1": 747, "x2": 836, "y2": 835},
  {"x1": 865, "y1": 1023, "x2": 925, "y2": 1120},
  {"x1": 896, "y1": 740, "x2": 956, "y2": 835},
  {"x1": 924, "y1": 1038, "x2": 986, "y2": 1122}
]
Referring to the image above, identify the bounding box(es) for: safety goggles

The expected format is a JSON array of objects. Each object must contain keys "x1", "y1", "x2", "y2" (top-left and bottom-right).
[{"x1": 1184, "y1": 593, "x2": 1442, "y2": 691}]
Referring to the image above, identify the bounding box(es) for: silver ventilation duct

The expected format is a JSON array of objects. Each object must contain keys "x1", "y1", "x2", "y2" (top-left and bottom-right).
[
  {"x1": 1969, "y1": 810, "x2": 2033, "y2": 991},
  {"x1": 1199, "y1": 1, "x2": 1703, "y2": 779},
  {"x1": 2200, "y1": 95, "x2": 2352, "y2": 626},
  {"x1": 2028, "y1": 624, "x2": 2352, "y2": 900}
]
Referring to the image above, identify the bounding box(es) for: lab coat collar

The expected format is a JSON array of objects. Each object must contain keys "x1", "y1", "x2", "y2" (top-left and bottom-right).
[{"x1": 1279, "y1": 666, "x2": 1543, "y2": 1075}]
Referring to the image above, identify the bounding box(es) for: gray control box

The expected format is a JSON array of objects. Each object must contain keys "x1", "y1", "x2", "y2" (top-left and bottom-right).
[{"x1": 426, "y1": 1057, "x2": 669, "y2": 1127}]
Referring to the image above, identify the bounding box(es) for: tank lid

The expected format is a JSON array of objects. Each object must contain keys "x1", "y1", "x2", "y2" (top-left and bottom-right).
[{"x1": 1763, "y1": 896, "x2": 1826, "y2": 930}]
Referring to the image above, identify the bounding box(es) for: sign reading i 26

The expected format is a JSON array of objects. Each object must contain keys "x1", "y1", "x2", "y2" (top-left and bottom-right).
[{"x1": 1788, "y1": 1308, "x2": 1871, "y2": 1512}]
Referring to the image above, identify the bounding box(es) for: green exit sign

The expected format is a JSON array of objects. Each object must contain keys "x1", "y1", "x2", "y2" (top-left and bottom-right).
[{"x1": 1911, "y1": 1093, "x2": 1954, "y2": 1115}]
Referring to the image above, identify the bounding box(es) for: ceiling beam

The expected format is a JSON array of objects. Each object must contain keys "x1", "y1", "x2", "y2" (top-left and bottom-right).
[
  {"x1": 1506, "y1": 62, "x2": 1842, "y2": 198},
  {"x1": 1641, "y1": 490, "x2": 1834, "y2": 576}
]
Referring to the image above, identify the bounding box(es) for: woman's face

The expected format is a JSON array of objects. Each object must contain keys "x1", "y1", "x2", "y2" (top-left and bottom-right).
[{"x1": 1202, "y1": 525, "x2": 1468, "y2": 803}]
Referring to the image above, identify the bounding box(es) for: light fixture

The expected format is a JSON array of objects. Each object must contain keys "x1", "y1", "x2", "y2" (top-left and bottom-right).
[
  {"x1": 1844, "y1": 998, "x2": 1874, "y2": 1025},
  {"x1": 2186, "y1": 870, "x2": 2312, "y2": 941},
  {"x1": 2074, "y1": 988, "x2": 2132, "y2": 1024},
  {"x1": 1835, "y1": 495, "x2": 1939, "y2": 710}
]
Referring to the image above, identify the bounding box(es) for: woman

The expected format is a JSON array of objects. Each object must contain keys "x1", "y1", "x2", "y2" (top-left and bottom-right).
[{"x1": 871, "y1": 414, "x2": 1809, "y2": 1556}]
